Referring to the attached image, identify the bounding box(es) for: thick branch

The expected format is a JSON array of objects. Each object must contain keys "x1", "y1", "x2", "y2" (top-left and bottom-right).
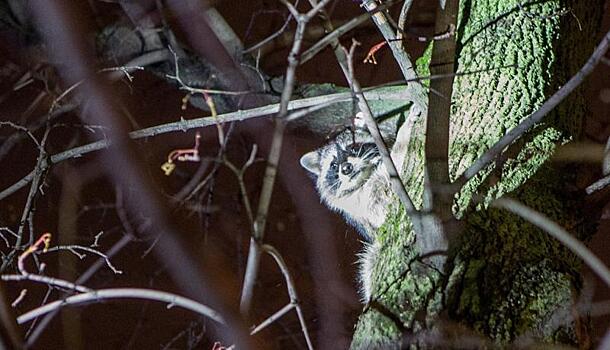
[{"x1": 455, "y1": 28, "x2": 610, "y2": 191}]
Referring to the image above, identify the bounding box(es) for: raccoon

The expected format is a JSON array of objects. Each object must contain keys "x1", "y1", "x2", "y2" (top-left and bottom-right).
[
  {"x1": 300, "y1": 131, "x2": 389, "y2": 242},
  {"x1": 300, "y1": 114, "x2": 408, "y2": 300}
]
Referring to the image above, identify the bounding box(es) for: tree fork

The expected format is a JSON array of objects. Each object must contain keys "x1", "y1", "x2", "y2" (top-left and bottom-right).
[{"x1": 351, "y1": 0, "x2": 605, "y2": 348}]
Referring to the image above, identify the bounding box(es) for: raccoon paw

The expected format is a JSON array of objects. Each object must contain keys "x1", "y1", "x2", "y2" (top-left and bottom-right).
[{"x1": 354, "y1": 111, "x2": 366, "y2": 130}]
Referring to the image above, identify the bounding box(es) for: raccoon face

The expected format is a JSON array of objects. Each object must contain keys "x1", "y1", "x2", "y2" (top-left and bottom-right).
[{"x1": 301, "y1": 135, "x2": 380, "y2": 201}]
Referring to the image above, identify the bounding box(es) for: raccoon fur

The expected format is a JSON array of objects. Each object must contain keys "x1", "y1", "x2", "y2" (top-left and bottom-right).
[{"x1": 300, "y1": 113, "x2": 410, "y2": 301}]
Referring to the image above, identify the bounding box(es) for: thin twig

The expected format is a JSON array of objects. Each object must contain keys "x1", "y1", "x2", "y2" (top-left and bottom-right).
[
  {"x1": 25, "y1": 286, "x2": 52, "y2": 338},
  {"x1": 49, "y1": 65, "x2": 148, "y2": 113},
  {"x1": 455, "y1": 28, "x2": 610, "y2": 191},
  {"x1": 243, "y1": 6, "x2": 295, "y2": 54},
  {"x1": 0, "y1": 122, "x2": 42, "y2": 150},
  {"x1": 11, "y1": 289, "x2": 27, "y2": 308},
  {"x1": 299, "y1": 0, "x2": 398, "y2": 65},
  {"x1": 250, "y1": 303, "x2": 294, "y2": 335},
  {"x1": 25, "y1": 234, "x2": 133, "y2": 345},
  {"x1": 2, "y1": 274, "x2": 91, "y2": 293},
  {"x1": 17, "y1": 233, "x2": 51, "y2": 275},
  {"x1": 360, "y1": 0, "x2": 427, "y2": 107},
  {"x1": 31, "y1": 0, "x2": 248, "y2": 345},
  {"x1": 223, "y1": 145, "x2": 259, "y2": 225},
  {"x1": 45, "y1": 245, "x2": 123, "y2": 274},
  {"x1": 92, "y1": 231, "x2": 104, "y2": 248},
  {"x1": 165, "y1": 47, "x2": 253, "y2": 96},
  {"x1": 179, "y1": 115, "x2": 236, "y2": 203},
  {"x1": 260, "y1": 244, "x2": 313, "y2": 350},
  {"x1": 0, "y1": 51, "x2": 168, "y2": 163},
  {"x1": 0, "y1": 103, "x2": 75, "y2": 162},
  {"x1": 0, "y1": 227, "x2": 16, "y2": 247},
  {"x1": 586, "y1": 174, "x2": 610, "y2": 195},
  {"x1": 1, "y1": 126, "x2": 51, "y2": 272},
  {"x1": 396, "y1": 0, "x2": 414, "y2": 50},
  {"x1": 285, "y1": 96, "x2": 351, "y2": 122}
]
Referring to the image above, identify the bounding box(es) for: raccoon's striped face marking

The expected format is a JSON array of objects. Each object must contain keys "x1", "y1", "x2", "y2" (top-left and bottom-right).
[
  {"x1": 300, "y1": 133, "x2": 385, "y2": 241},
  {"x1": 320, "y1": 142, "x2": 379, "y2": 198}
]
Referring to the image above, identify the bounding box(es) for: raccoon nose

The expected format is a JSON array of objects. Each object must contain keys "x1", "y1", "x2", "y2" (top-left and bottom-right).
[{"x1": 341, "y1": 162, "x2": 353, "y2": 175}]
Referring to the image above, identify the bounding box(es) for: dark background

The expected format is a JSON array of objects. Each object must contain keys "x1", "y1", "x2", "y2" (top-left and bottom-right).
[{"x1": 0, "y1": 0, "x2": 608, "y2": 348}]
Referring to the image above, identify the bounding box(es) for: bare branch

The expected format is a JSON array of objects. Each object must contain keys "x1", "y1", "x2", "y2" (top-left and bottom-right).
[
  {"x1": 0, "y1": 122, "x2": 42, "y2": 150},
  {"x1": 25, "y1": 234, "x2": 133, "y2": 345},
  {"x1": 1, "y1": 126, "x2": 51, "y2": 272},
  {"x1": 49, "y1": 56, "x2": 167, "y2": 113},
  {"x1": 1, "y1": 274, "x2": 90, "y2": 293},
  {"x1": 261, "y1": 244, "x2": 313, "y2": 350},
  {"x1": 396, "y1": 0, "x2": 415, "y2": 49},
  {"x1": 10, "y1": 289, "x2": 27, "y2": 308},
  {"x1": 239, "y1": 0, "x2": 332, "y2": 315},
  {"x1": 0, "y1": 87, "x2": 407, "y2": 201},
  {"x1": 45, "y1": 245, "x2": 123, "y2": 274},
  {"x1": 300, "y1": 0, "x2": 397, "y2": 65},
  {"x1": 586, "y1": 174, "x2": 610, "y2": 195},
  {"x1": 360, "y1": 0, "x2": 427, "y2": 110},
  {"x1": 223, "y1": 145, "x2": 259, "y2": 225},
  {"x1": 243, "y1": 8, "x2": 294, "y2": 54},
  {"x1": 16, "y1": 288, "x2": 225, "y2": 326},
  {"x1": 343, "y1": 40, "x2": 421, "y2": 230},
  {"x1": 30, "y1": 1, "x2": 249, "y2": 346},
  {"x1": 250, "y1": 303, "x2": 294, "y2": 335}
]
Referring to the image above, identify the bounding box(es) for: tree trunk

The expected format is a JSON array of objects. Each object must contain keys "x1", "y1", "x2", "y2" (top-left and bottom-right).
[{"x1": 351, "y1": 0, "x2": 604, "y2": 348}]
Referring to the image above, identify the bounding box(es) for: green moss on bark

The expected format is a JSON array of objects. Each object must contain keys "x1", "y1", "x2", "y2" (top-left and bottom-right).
[{"x1": 351, "y1": 0, "x2": 603, "y2": 348}]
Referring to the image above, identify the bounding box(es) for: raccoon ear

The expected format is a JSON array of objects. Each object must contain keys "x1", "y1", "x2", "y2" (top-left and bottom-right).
[{"x1": 300, "y1": 151, "x2": 321, "y2": 176}]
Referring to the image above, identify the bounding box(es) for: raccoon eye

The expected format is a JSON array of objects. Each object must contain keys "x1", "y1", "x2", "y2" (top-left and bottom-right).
[
  {"x1": 341, "y1": 162, "x2": 353, "y2": 175},
  {"x1": 330, "y1": 161, "x2": 338, "y2": 171}
]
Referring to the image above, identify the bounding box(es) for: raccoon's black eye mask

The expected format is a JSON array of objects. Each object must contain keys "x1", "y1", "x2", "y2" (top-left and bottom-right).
[{"x1": 299, "y1": 141, "x2": 379, "y2": 180}]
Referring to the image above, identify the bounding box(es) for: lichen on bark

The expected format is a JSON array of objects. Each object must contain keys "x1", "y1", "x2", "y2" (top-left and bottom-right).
[{"x1": 351, "y1": 0, "x2": 604, "y2": 348}]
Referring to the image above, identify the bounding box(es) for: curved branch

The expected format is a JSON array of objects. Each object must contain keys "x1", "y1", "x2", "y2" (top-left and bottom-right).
[
  {"x1": 1, "y1": 274, "x2": 90, "y2": 293},
  {"x1": 396, "y1": 0, "x2": 414, "y2": 49},
  {"x1": 16, "y1": 288, "x2": 225, "y2": 326}
]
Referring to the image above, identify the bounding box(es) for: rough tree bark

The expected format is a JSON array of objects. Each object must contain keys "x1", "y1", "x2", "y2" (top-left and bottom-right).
[{"x1": 351, "y1": 0, "x2": 605, "y2": 348}]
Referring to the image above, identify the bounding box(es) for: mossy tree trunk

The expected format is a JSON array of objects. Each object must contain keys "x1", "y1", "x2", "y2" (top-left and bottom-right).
[{"x1": 351, "y1": 0, "x2": 605, "y2": 348}]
